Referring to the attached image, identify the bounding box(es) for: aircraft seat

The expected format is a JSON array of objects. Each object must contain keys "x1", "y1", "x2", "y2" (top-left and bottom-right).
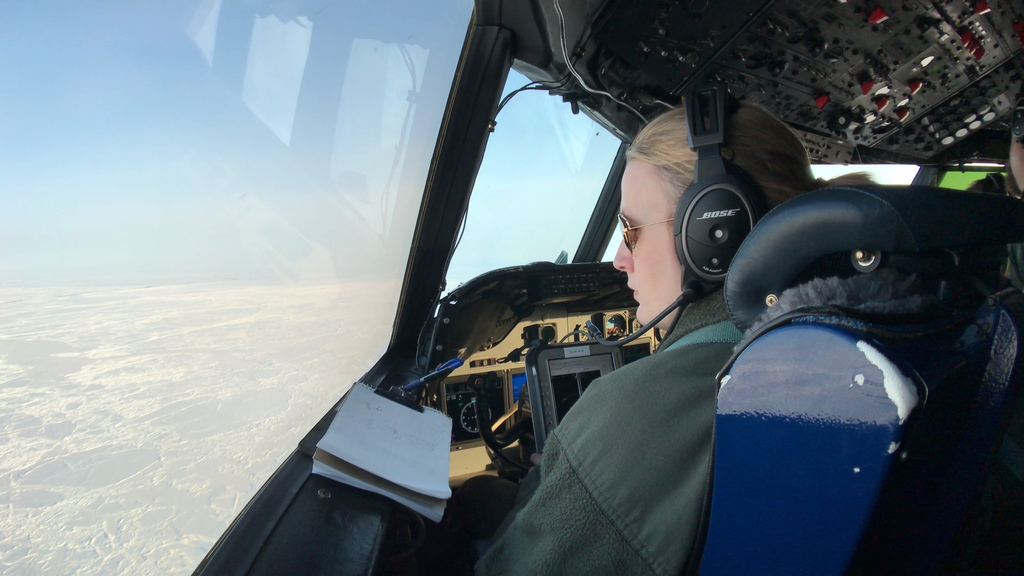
[{"x1": 695, "y1": 185, "x2": 1024, "y2": 575}]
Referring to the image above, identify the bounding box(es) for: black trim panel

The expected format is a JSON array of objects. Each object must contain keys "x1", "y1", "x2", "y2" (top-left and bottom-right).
[
  {"x1": 390, "y1": 23, "x2": 514, "y2": 358},
  {"x1": 574, "y1": 142, "x2": 628, "y2": 263},
  {"x1": 192, "y1": 451, "x2": 315, "y2": 576}
]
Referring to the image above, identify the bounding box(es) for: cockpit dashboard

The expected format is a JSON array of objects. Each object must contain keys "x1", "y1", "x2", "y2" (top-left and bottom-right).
[{"x1": 419, "y1": 262, "x2": 659, "y2": 481}]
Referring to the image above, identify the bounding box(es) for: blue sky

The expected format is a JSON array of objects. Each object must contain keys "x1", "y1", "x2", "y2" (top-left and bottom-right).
[{"x1": 1, "y1": 1, "x2": 472, "y2": 288}]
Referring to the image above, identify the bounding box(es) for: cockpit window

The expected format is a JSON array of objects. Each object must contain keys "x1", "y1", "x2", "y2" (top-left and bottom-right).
[
  {"x1": 936, "y1": 165, "x2": 1008, "y2": 191},
  {"x1": 443, "y1": 70, "x2": 623, "y2": 291},
  {"x1": 0, "y1": 0, "x2": 472, "y2": 573},
  {"x1": 810, "y1": 164, "x2": 921, "y2": 184}
]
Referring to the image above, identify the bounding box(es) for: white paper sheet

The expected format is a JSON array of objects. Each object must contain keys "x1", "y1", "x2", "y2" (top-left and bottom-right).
[
  {"x1": 314, "y1": 383, "x2": 453, "y2": 503},
  {"x1": 312, "y1": 448, "x2": 447, "y2": 522}
]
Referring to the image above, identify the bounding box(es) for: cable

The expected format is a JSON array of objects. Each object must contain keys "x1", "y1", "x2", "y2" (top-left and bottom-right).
[
  {"x1": 402, "y1": 358, "x2": 463, "y2": 392},
  {"x1": 559, "y1": 329, "x2": 591, "y2": 343},
  {"x1": 552, "y1": 0, "x2": 648, "y2": 125},
  {"x1": 496, "y1": 82, "x2": 542, "y2": 115},
  {"x1": 474, "y1": 387, "x2": 530, "y2": 471},
  {"x1": 586, "y1": 282, "x2": 703, "y2": 347},
  {"x1": 492, "y1": 74, "x2": 573, "y2": 125}
]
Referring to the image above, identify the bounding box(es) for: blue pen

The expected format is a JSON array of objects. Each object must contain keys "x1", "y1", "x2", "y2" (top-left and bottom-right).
[{"x1": 402, "y1": 358, "x2": 464, "y2": 392}]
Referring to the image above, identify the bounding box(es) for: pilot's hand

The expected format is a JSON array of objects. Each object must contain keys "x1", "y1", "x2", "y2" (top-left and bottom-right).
[{"x1": 529, "y1": 453, "x2": 541, "y2": 469}]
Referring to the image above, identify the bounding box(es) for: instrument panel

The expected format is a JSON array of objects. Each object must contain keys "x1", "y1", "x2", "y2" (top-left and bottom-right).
[
  {"x1": 440, "y1": 305, "x2": 656, "y2": 449},
  {"x1": 574, "y1": 0, "x2": 1024, "y2": 162},
  {"x1": 444, "y1": 376, "x2": 507, "y2": 444}
]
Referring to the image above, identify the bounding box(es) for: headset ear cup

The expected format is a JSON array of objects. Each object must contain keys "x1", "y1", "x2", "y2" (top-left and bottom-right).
[
  {"x1": 673, "y1": 173, "x2": 761, "y2": 285},
  {"x1": 674, "y1": 180, "x2": 702, "y2": 268}
]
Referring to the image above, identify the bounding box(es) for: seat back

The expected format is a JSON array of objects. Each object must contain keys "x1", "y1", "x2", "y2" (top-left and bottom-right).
[
  {"x1": 699, "y1": 295, "x2": 1024, "y2": 574},
  {"x1": 696, "y1": 185, "x2": 1024, "y2": 575}
]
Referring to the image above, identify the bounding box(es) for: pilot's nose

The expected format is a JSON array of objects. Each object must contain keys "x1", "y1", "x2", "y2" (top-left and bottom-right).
[{"x1": 613, "y1": 239, "x2": 633, "y2": 273}]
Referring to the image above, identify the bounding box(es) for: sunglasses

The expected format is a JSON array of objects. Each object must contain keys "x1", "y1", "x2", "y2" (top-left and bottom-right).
[{"x1": 618, "y1": 213, "x2": 673, "y2": 252}]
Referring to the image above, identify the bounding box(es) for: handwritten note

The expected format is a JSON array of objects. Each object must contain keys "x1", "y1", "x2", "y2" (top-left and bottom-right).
[{"x1": 314, "y1": 383, "x2": 453, "y2": 514}]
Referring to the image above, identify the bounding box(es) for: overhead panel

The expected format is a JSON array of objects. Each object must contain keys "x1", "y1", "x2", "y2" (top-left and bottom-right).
[{"x1": 592, "y1": 0, "x2": 1024, "y2": 161}]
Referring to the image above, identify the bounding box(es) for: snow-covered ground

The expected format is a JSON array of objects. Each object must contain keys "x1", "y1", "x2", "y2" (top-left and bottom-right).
[{"x1": 0, "y1": 283, "x2": 394, "y2": 575}]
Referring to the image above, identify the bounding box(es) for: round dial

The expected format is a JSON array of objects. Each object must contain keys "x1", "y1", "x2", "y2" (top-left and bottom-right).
[
  {"x1": 606, "y1": 313, "x2": 627, "y2": 337},
  {"x1": 460, "y1": 400, "x2": 479, "y2": 434}
]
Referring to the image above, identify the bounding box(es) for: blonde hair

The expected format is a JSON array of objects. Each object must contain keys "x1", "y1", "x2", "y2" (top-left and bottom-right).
[{"x1": 627, "y1": 103, "x2": 874, "y2": 208}]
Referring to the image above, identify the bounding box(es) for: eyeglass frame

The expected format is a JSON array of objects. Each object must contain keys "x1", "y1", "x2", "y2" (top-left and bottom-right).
[{"x1": 618, "y1": 213, "x2": 673, "y2": 252}]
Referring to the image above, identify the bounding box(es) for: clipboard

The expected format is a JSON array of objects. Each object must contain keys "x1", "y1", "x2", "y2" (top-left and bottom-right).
[{"x1": 313, "y1": 383, "x2": 453, "y2": 521}]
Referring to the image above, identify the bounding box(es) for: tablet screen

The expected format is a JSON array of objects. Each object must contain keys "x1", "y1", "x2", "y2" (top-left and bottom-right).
[
  {"x1": 547, "y1": 354, "x2": 615, "y2": 419},
  {"x1": 524, "y1": 343, "x2": 622, "y2": 452}
]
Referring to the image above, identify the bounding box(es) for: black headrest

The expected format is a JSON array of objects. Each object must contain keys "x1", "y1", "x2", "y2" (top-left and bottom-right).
[{"x1": 725, "y1": 185, "x2": 1024, "y2": 332}]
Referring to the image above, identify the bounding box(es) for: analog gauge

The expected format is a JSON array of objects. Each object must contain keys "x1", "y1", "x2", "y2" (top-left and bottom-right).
[
  {"x1": 606, "y1": 314, "x2": 627, "y2": 337},
  {"x1": 460, "y1": 400, "x2": 479, "y2": 434}
]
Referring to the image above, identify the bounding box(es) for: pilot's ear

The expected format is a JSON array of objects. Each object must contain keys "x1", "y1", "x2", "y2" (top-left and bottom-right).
[{"x1": 721, "y1": 146, "x2": 735, "y2": 162}]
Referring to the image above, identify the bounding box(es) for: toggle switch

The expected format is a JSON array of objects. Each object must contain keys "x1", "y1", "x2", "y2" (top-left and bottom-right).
[{"x1": 960, "y1": 29, "x2": 979, "y2": 52}]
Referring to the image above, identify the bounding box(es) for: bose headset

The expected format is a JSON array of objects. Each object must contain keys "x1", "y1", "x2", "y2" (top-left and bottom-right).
[
  {"x1": 589, "y1": 84, "x2": 765, "y2": 346},
  {"x1": 675, "y1": 84, "x2": 766, "y2": 292}
]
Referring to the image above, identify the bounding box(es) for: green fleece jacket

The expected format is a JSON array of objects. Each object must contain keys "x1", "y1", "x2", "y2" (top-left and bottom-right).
[{"x1": 476, "y1": 291, "x2": 741, "y2": 576}]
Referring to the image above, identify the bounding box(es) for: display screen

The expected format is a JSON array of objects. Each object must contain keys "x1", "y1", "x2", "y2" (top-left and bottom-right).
[
  {"x1": 547, "y1": 354, "x2": 615, "y2": 419},
  {"x1": 445, "y1": 382, "x2": 480, "y2": 444},
  {"x1": 623, "y1": 342, "x2": 652, "y2": 364},
  {"x1": 445, "y1": 378, "x2": 503, "y2": 445},
  {"x1": 511, "y1": 371, "x2": 527, "y2": 402}
]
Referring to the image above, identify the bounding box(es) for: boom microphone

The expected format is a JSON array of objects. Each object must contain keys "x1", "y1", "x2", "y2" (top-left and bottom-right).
[{"x1": 586, "y1": 282, "x2": 703, "y2": 347}]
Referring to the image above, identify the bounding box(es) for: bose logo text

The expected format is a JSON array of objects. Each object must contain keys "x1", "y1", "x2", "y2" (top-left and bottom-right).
[{"x1": 696, "y1": 209, "x2": 740, "y2": 220}]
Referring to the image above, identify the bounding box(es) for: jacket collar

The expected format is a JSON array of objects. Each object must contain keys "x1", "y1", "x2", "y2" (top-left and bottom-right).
[{"x1": 658, "y1": 289, "x2": 731, "y2": 351}]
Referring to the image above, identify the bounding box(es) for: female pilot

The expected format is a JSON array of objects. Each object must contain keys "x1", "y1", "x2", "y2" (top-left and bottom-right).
[{"x1": 471, "y1": 103, "x2": 873, "y2": 576}]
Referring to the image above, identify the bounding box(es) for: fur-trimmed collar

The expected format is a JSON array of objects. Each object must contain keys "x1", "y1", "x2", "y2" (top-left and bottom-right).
[{"x1": 744, "y1": 268, "x2": 935, "y2": 337}]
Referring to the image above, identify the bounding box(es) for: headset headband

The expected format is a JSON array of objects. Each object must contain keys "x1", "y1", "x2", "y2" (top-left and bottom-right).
[
  {"x1": 685, "y1": 85, "x2": 730, "y2": 182},
  {"x1": 675, "y1": 84, "x2": 762, "y2": 291}
]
